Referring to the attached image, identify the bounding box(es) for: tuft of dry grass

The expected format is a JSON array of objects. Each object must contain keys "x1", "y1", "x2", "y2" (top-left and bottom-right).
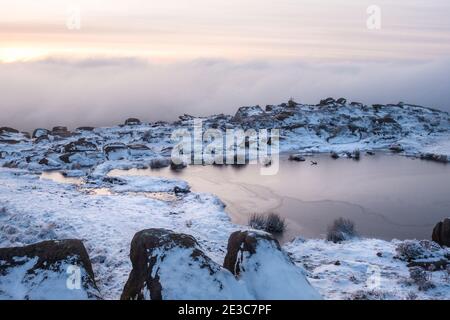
[
  {"x1": 326, "y1": 217, "x2": 357, "y2": 243},
  {"x1": 248, "y1": 213, "x2": 286, "y2": 234}
]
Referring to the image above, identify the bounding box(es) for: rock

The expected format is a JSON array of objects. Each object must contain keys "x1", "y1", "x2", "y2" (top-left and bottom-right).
[
  {"x1": 124, "y1": 118, "x2": 141, "y2": 126},
  {"x1": 336, "y1": 98, "x2": 347, "y2": 105},
  {"x1": 76, "y1": 126, "x2": 95, "y2": 132},
  {"x1": 51, "y1": 126, "x2": 72, "y2": 138},
  {"x1": 287, "y1": 98, "x2": 297, "y2": 108},
  {"x1": 170, "y1": 160, "x2": 187, "y2": 171},
  {"x1": 34, "y1": 135, "x2": 49, "y2": 143},
  {"x1": 22, "y1": 132, "x2": 31, "y2": 139},
  {"x1": 389, "y1": 143, "x2": 404, "y2": 153},
  {"x1": 432, "y1": 218, "x2": 450, "y2": 247},
  {"x1": 350, "y1": 101, "x2": 364, "y2": 107},
  {"x1": 275, "y1": 111, "x2": 294, "y2": 121},
  {"x1": 38, "y1": 158, "x2": 49, "y2": 165},
  {"x1": 150, "y1": 157, "x2": 171, "y2": 169},
  {"x1": 103, "y1": 143, "x2": 128, "y2": 160},
  {"x1": 420, "y1": 153, "x2": 448, "y2": 163},
  {"x1": 64, "y1": 138, "x2": 97, "y2": 153},
  {"x1": 59, "y1": 153, "x2": 74, "y2": 164},
  {"x1": 319, "y1": 97, "x2": 335, "y2": 106},
  {"x1": 233, "y1": 106, "x2": 265, "y2": 122},
  {"x1": 0, "y1": 127, "x2": 19, "y2": 135},
  {"x1": 289, "y1": 154, "x2": 306, "y2": 162},
  {"x1": 0, "y1": 239, "x2": 99, "y2": 299},
  {"x1": 330, "y1": 152, "x2": 339, "y2": 159},
  {"x1": 121, "y1": 229, "x2": 248, "y2": 300},
  {"x1": 32, "y1": 128, "x2": 50, "y2": 139},
  {"x1": 0, "y1": 139, "x2": 20, "y2": 144},
  {"x1": 223, "y1": 230, "x2": 322, "y2": 299},
  {"x1": 128, "y1": 144, "x2": 152, "y2": 157}
]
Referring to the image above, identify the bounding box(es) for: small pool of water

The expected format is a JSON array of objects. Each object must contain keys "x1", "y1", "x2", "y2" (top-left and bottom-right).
[{"x1": 109, "y1": 154, "x2": 450, "y2": 243}]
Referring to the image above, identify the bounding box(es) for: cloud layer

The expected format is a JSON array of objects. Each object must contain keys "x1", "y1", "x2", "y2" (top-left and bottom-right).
[{"x1": 1, "y1": 57, "x2": 449, "y2": 131}]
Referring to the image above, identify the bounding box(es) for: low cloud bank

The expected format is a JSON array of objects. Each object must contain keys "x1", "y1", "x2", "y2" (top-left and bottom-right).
[{"x1": 1, "y1": 57, "x2": 449, "y2": 131}]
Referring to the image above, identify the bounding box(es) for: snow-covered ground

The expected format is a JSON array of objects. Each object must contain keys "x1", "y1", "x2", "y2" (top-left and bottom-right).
[
  {"x1": 0, "y1": 168, "x2": 449, "y2": 300},
  {"x1": 1, "y1": 98, "x2": 450, "y2": 299}
]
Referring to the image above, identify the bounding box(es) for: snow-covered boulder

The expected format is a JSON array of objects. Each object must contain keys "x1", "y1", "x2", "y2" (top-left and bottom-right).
[
  {"x1": 103, "y1": 143, "x2": 129, "y2": 160},
  {"x1": 51, "y1": 126, "x2": 73, "y2": 138},
  {"x1": 149, "y1": 157, "x2": 171, "y2": 169},
  {"x1": 432, "y1": 218, "x2": 450, "y2": 247},
  {"x1": 0, "y1": 239, "x2": 100, "y2": 300},
  {"x1": 0, "y1": 127, "x2": 19, "y2": 135},
  {"x1": 121, "y1": 229, "x2": 250, "y2": 300},
  {"x1": 124, "y1": 118, "x2": 141, "y2": 126},
  {"x1": 32, "y1": 128, "x2": 50, "y2": 139},
  {"x1": 128, "y1": 144, "x2": 153, "y2": 158},
  {"x1": 233, "y1": 106, "x2": 265, "y2": 122},
  {"x1": 223, "y1": 230, "x2": 322, "y2": 300},
  {"x1": 64, "y1": 138, "x2": 98, "y2": 153},
  {"x1": 109, "y1": 176, "x2": 190, "y2": 193}
]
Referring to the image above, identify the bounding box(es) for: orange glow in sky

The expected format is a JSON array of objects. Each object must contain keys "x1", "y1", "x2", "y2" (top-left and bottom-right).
[{"x1": 1, "y1": 0, "x2": 450, "y2": 63}]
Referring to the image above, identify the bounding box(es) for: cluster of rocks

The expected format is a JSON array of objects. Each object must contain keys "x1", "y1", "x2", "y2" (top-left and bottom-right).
[
  {"x1": 2, "y1": 217, "x2": 450, "y2": 299},
  {"x1": 2, "y1": 98, "x2": 450, "y2": 173},
  {"x1": 0, "y1": 229, "x2": 321, "y2": 300}
]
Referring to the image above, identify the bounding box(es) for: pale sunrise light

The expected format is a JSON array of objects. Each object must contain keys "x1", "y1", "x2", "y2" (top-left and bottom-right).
[{"x1": 1, "y1": 0, "x2": 450, "y2": 304}]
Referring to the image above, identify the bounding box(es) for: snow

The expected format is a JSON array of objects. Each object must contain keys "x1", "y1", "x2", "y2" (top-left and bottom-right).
[
  {"x1": 107, "y1": 176, "x2": 190, "y2": 193},
  {"x1": 284, "y1": 238, "x2": 450, "y2": 300},
  {"x1": 0, "y1": 257, "x2": 92, "y2": 300},
  {"x1": 1, "y1": 99, "x2": 450, "y2": 299},
  {"x1": 150, "y1": 246, "x2": 252, "y2": 300},
  {"x1": 237, "y1": 235, "x2": 322, "y2": 300}
]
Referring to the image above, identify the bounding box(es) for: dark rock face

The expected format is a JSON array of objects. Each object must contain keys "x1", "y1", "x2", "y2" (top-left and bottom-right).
[
  {"x1": 170, "y1": 160, "x2": 187, "y2": 171},
  {"x1": 331, "y1": 151, "x2": 339, "y2": 159},
  {"x1": 150, "y1": 157, "x2": 171, "y2": 169},
  {"x1": 51, "y1": 126, "x2": 72, "y2": 138},
  {"x1": 38, "y1": 158, "x2": 49, "y2": 165},
  {"x1": 288, "y1": 154, "x2": 306, "y2": 162},
  {"x1": 124, "y1": 118, "x2": 141, "y2": 126},
  {"x1": 121, "y1": 229, "x2": 239, "y2": 300},
  {"x1": 420, "y1": 153, "x2": 448, "y2": 163},
  {"x1": 0, "y1": 239, "x2": 99, "y2": 299},
  {"x1": 319, "y1": 97, "x2": 336, "y2": 106},
  {"x1": 223, "y1": 231, "x2": 281, "y2": 276},
  {"x1": 336, "y1": 98, "x2": 347, "y2": 105},
  {"x1": 389, "y1": 143, "x2": 404, "y2": 153},
  {"x1": 432, "y1": 218, "x2": 450, "y2": 247},
  {"x1": 76, "y1": 126, "x2": 95, "y2": 132},
  {"x1": 0, "y1": 127, "x2": 19, "y2": 135},
  {"x1": 64, "y1": 138, "x2": 98, "y2": 153},
  {"x1": 0, "y1": 139, "x2": 20, "y2": 145}
]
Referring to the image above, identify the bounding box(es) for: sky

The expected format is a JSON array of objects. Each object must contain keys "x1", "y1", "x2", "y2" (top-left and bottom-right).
[{"x1": 1, "y1": 0, "x2": 450, "y2": 130}]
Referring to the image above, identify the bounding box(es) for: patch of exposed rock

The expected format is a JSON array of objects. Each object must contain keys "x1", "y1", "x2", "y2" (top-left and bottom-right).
[{"x1": 432, "y1": 218, "x2": 450, "y2": 247}]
